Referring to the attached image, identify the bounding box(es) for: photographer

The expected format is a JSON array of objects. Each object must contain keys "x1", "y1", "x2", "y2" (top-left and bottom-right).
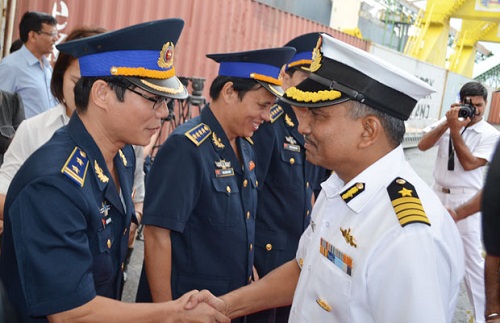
[{"x1": 418, "y1": 81, "x2": 500, "y2": 323}]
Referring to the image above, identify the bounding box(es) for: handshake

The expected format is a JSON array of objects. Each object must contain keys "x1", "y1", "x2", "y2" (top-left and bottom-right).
[{"x1": 174, "y1": 289, "x2": 231, "y2": 323}]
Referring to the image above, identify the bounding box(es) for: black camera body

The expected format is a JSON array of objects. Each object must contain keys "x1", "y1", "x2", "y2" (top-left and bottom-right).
[{"x1": 458, "y1": 103, "x2": 476, "y2": 119}]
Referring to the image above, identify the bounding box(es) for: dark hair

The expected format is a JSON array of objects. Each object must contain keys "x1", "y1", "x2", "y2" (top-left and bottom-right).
[
  {"x1": 74, "y1": 76, "x2": 131, "y2": 113},
  {"x1": 9, "y1": 39, "x2": 23, "y2": 53},
  {"x1": 347, "y1": 100, "x2": 406, "y2": 147},
  {"x1": 209, "y1": 76, "x2": 260, "y2": 101},
  {"x1": 460, "y1": 82, "x2": 488, "y2": 102},
  {"x1": 51, "y1": 27, "x2": 107, "y2": 103},
  {"x1": 19, "y1": 11, "x2": 57, "y2": 43}
]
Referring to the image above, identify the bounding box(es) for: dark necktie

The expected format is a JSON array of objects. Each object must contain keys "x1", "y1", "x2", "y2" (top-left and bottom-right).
[{"x1": 447, "y1": 136, "x2": 455, "y2": 171}]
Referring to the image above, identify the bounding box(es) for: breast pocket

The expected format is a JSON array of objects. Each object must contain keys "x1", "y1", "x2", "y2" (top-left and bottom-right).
[
  {"x1": 210, "y1": 177, "x2": 241, "y2": 227},
  {"x1": 299, "y1": 256, "x2": 352, "y2": 322},
  {"x1": 93, "y1": 225, "x2": 115, "y2": 284},
  {"x1": 273, "y1": 149, "x2": 303, "y2": 189}
]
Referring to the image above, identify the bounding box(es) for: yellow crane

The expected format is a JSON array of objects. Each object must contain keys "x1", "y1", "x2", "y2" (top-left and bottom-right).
[{"x1": 405, "y1": 0, "x2": 500, "y2": 77}]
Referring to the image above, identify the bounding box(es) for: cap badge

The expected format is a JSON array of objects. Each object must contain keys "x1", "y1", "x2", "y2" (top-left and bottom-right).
[
  {"x1": 309, "y1": 36, "x2": 323, "y2": 73},
  {"x1": 158, "y1": 42, "x2": 175, "y2": 69},
  {"x1": 340, "y1": 227, "x2": 357, "y2": 248}
]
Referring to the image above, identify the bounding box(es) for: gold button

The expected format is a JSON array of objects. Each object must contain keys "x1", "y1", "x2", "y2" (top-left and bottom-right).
[
  {"x1": 107, "y1": 239, "x2": 111, "y2": 249},
  {"x1": 306, "y1": 181, "x2": 310, "y2": 188},
  {"x1": 316, "y1": 298, "x2": 331, "y2": 312},
  {"x1": 249, "y1": 243, "x2": 253, "y2": 251},
  {"x1": 255, "y1": 180, "x2": 259, "y2": 187},
  {"x1": 246, "y1": 211, "x2": 250, "y2": 219},
  {"x1": 266, "y1": 243, "x2": 272, "y2": 251},
  {"x1": 299, "y1": 258, "x2": 304, "y2": 268},
  {"x1": 243, "y1": 179, "x2": 248, "y2": 187},
  {"x1": 289, "y1": 158, "x2": 295, "y2": 165},
  {"x1": 121, "y1": 263, "x2": 125, "y2": 271},
  {"x1": 396, "y1": 178, "x2": 406, "y2": 185},
  {"x1": 123, "y1": 228, "x2": 127, "y2": 235},
  {"x1": 306, "y1": 210, "x2": 310, "y2": 216},
  {"x1": 226, "y1": 186, "x2": 231, "y2": 193}
]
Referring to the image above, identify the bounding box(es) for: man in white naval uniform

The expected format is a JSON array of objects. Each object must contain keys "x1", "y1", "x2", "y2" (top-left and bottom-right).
[{"x1": 185, "y1": 33, "x2": 465, "y2": 323}]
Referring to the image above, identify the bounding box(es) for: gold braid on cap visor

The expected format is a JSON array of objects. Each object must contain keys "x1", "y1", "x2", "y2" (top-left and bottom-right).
[
  {"x1": 285, "y1": 86, "x2": 342, "y2": 103},
  {"x1": 288, "y1": 59, "x2": 312, "y2": 69},
  {"x1": 110, "y1": 66, "x2": 176, "y2": 79},
  {"x1": 250, "y1": 73, "x2": 282, "y2": 86}
]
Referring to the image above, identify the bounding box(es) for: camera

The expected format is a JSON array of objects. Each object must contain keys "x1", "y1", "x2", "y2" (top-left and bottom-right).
[{"x1": 458, "y1": 103, "x2": 476, "y2": 119}]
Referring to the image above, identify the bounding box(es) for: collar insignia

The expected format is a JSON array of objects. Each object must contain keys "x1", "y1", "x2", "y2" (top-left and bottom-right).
[
  {"x1": 212, "y1": 132, "x2": 225, "y2": 148},
  {"x1": 61, "y1": 147, "x2": 89, "y2": 187},
  {"x1": 340, "y1": 182, "x2": 365, "y2": 203},
  {"x1": 340, "y1": 227, "x2": 357, "y2": 248},
  {"x1": 157, "y1": 42, "x2": 174, "y2": 69},
  {"x1": 118, "y1": 149, "x2": 127, "y2": 166},
  {"x1": 285, "y1": 114, "x2": 295, "y2": 127},
  {"x1": 94, "y1": 160, "x2": 109, "y2": 183}
]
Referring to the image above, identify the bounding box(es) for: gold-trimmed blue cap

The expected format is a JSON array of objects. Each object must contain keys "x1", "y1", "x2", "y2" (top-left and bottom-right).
[
  {"x1": 56, "y1": 18, "x2": 188, "y2": 99},
  {"x1": 206, "y1": 47, "x2": 296, "y2": 97},
  {"x1": 282, "y1": 33, "x2": 435, "y2": 120},
  {"x1": 284, "y1": 32, "x2": 320, "y2": 71}
]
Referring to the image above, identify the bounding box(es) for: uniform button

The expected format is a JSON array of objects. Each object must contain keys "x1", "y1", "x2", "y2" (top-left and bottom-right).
[
  {"x1": 306, "y1": 210, "x2": 310, "y2": 217},
  {"x1": 306, "y1": 181, "x2": 310, "y2": 188},
  {"x1": 298, "y1": 258, "x2": 304, "y2": 268},
  {"x1": 107, "y1": 239, "x2": 111, "y2": 249},
  {"x1": 123, "y1": 228, "x2": 127, "y2": 235},
  {"x1": 121, "y1": 263, "x2": 125, "y2": 271},
  {"x1": 255, "y1": 180, "x2": 258, "y2": 187},
  {"x1": 243, "y1": 179, "x2": 248, "y2": 187},
  {"x1": 246, "y1": 211, "x2": 250, "y2": 219},
  {"x1": 266, "y1": 243, "x2": 272, "y2": 251},
  {"x1": 226, "y1": 186, "x2": 231, "y2": 193},
  {"x1": 325, "y1": 221, "x2": 330, "y2": 228},
  {"x1": 249, "y1": 243, "x2": 253, "y2": 251},
  {"x1": 289, "y1": 158, "x2": 295, "y2": 165}
]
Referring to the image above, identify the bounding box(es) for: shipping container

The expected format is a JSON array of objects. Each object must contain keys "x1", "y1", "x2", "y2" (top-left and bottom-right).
[{"x1": 6, "y1": 0, "x2": 369, "y2": 100}]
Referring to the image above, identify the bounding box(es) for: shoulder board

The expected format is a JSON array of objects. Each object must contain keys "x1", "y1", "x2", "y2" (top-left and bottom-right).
[
  {"x1": 387, "y1": 177, "x2": 431, "y2": 227},
  {"x1": 60, "y1": 147, "x2": 89, "y2": 187},
  {"x1": 185, "y1": 123, "x2": 212, "y2": 146},
  {"x1": 244, "y1": 137, "x2": 254, "y2": 145},
  {"x1": 340, "y1": 182, "x2": 365, "y2": 203},
  {"x1": 269, "y1": 104, "x2": 284, "y2": 123}
]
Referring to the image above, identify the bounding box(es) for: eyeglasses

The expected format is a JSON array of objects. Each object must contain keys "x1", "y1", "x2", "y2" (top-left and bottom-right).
[
  {"x1": 37, "y1": 30, "x2": 59, "y2": 38},
  {"x1": 125, "y1": 87, "x2": 167, "y2": 110}
]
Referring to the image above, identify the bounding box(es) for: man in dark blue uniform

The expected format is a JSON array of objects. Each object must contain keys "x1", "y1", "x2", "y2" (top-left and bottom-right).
[
  {"x1": 136, "y1": 47, "x2": 295, "y2": 315},
  {"x1": 248, "y1": 33, "x2": 329, "y2": 323},
  {"x1": 0, "y1": 19, "x2": 229, "y2": 323}
]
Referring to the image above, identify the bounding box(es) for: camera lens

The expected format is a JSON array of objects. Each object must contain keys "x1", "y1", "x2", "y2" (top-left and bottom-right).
[{"x1": 458, "y1": 104, "x2": 476, "y2": 119}]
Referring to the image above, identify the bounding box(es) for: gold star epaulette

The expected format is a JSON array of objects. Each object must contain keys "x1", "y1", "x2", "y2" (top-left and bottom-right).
[
  {"x1": 340, "y1": 182, "x2": 365, "y2": 203},
  {"x1": 61, "y1": 147, "x2": 89, "y2": 187},
  {"x1": 185, "y1": 123, "x2": 211, "y2": 146},
  {"x1": 387, "y1": 177, "x2": 431, "y2": 227},
  {"x1": 269, "y1": 104, "x2": 284, "y2": 123}
]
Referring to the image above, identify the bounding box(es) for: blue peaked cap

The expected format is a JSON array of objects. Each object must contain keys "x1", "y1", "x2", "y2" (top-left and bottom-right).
[{"x1": 56, "y1": 18, "x2": 188, "y2": 99}]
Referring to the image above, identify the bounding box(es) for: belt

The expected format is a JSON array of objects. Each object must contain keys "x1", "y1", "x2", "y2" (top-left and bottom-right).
[{"x1": 435, "y1": 185, "x2": 477, "y2": 195}]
